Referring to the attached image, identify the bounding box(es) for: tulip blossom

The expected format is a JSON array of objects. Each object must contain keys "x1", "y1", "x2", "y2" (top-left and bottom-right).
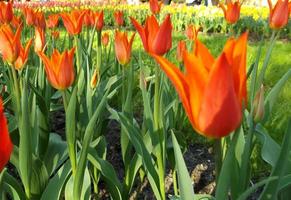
[
  {"x1": 149, "y1": 0, "x2": 162, "y2": 15},
  {"x1": 176, "y1": 40, "x2": 186, "y2": 62},
  {"x1": 151, "y1": 32, "x2": 248, "y2": 138},
  {"x1": 253, "y1": 85, "x2": 265, "y2": 123},
  {"x1": 185, "y1": 24, "x2": 201, "y2": 41},
  {"x1": 11, "y1": 15, "x2": 23, "y2": 29},
  {"x1": 46, "y1": 14, "x2": 59, "y2": 29},
  {"x1": 219, "y1": 0, "x2": 241, "y2": 24},
  {"x1": 268, "y1": 0, "x2": 290, "y2": 29},
  {"x1": 0, "y1": 2, "x2": 13, "y2": 24},
  {"x1": 60, "y1": 10, "x2": 85, "y2": 35},
  {"x1": 15, "y1": 39, "x2": 33, "y2": 70},
  {"x1": 22, "y1": 7, "x2": 35, "y2": 26},
  {"x1": 38, "y1": 48, "x2": 75, "y2": 90},
  {"x1": 0, "y1": 97, "x2": 13, "y2": 172},
  {"x1": 51, "y1": 30, "x2": 60, "y2": 39},
  {"x1": 102, "y1": 32, "x2": 110, "y2": 47},
  {"x1": 34, "y1": 27, "x2": 45, "y2": 52},
  {"x1": 0, "y1": 25, "x2": 21, "y2": 65},
  {"x1": 114, "y1": 11, "x2": 124, "y2": 26},
  {"x1": 33, "y1": 11, "x2": 46, "y2": 29},
  {"x1": 91, "y1": 11, "x2": 104, "y2": 31},
  {"x1": 83, "y1": 10, "x2": 92, "y2": 27},
  {"x1": 131, "y1": 14, "x2": 172, "y2": 56},
  {"x1": 114, "y1": 31, "x2": 135, "y2": 66},
  {"x1": 90, "y1": 69, "x2": 100, "y2": 89}
]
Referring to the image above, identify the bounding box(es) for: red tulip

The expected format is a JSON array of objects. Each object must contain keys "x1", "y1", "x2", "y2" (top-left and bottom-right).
[
  {"x1": 51, "y1": 30, "x2": 60, "y2": 39},
  {"x1": 46, "y1": 14, "x2": 59, "y2": 29},
  {"x1": 91, "y1": 11, "x2": 104, "y2": 31},
  {"x1": 15, "y1": 39, "x2": 33, "y2": 70},
  {"x1": 268, "y1": 0, "x2": 289, "y2": 29},
  {"x1": 0, "y1": 24, "x2": 21, "y2": 65},
  {"x1": 149, "y1": 0, "x2": 162, "y2": 15},
  {"x1": 33, "y1": 11, "x2": 46, "y2": 29},
  {"x1": 38, "y1": 48, "x2": 75, "y2": 90},
  {"x1": 176, "y1": 40, "x2": 186, "y2": 62},
  {"x1": 0, "y1": 96, "x2": 13, "y2": 172},
  {"x1": 22, "y1": 7, "x2": 35, "y2": 26},
  {"x1": 114, "y1": 11, "x2": 124, "y2": 26},
  {"x1": 131, "y1": 14, "x2": 172, "y2": 55},
  {"x1": 151, "y1": 32, "x2": 248, "y2": 138},
  {"x1": 114, "y1": 30, "x2": 135, "y2": 66},
  {"x1": 0, "y1": 2, "x2": 13, "y2": 24},
  {"x1": 219, "y1": 0, "x2": 241, "y2": 24},
  {"x1": 185, "y1": 24, "x2": 200, "y2": 41}
]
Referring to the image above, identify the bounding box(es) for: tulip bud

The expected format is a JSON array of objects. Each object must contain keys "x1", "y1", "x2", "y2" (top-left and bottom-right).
[
  {"x1": 90, "y1": 69, "x2": 100, "y2": 89},
  {"x1": 253, "y1": 85, "x2": 265, "y2": 123}
]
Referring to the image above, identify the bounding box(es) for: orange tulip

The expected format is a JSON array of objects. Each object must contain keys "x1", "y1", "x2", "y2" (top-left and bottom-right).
[
  {"x1": 114, "y1": 11, "x2": 124, "y2": 26},
  {"x1": 151, "y1": 32, "x2": 248, "y2": 138},
  {"x1": 15, "y1": 39, "x2": 33, "y2": 70},
  {"x1": 34, "y1": 27, "x2": 45, "y2": 52},
  {"x1": 38, "y1": 48, "x2": 75, "y2": 90},
  {"x1": 185, "y1": 24, "x2": 201, "y2": 41},
  {"x1": 0, "y1": 2, "x2": 13, "y2": 24},
  {"x1": 83, "y1": 10, "x2": 92, "y2": 27},
  {"x1": 219, "y1": 0, "x2": 241, "y2": 24},
  {"x1": 131, "y1": 14, "x2": 172, "y2": 56},
  {"x1": 114, "y1": 30, "x2": 135, "y2": 66},
  {"x1": 289, "y1": 2, "x2": 291, "y2": 14},
  {"x1": 0, "y1": 96, "x2": 13, "y2": 172},
  {"x1": 91, "y1": 11, "x2": 104, "y2": 31},
  {"x1": 268, "y1": 0, "x2": 289, "y2": 29},
  {"x1": 176, "y1": 40, "x2": 186, "y2": 62},
  {"x1": 0, "y1": 24, "x2": 21, "y2": 65},
  {"x1": 60, "y1": 10, "x2": 85, "y2": 35},
  {"x1": 33, "y1": 11, "x2": 46, "y2": 29},
  {"x1": 102, "y1": 32, "x2": 109, "y2": 47},
  {"x1": 22, "y1": 7, "x2": 35, "y2": 26},
  {"x1": 11, "y1": 15, "x2": 23, "y2": 29},
  {"x1": 46, "y1": 14, "x2": 59, "y2": 29},
  {"x1": 149, "y1": 0, "x2": 162, "y2": 15}
]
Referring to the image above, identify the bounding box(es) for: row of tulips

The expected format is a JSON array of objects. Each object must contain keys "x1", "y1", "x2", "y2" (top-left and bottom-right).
[{"x1": 0, "y1": 0, "x2": 291, "y2": 199}]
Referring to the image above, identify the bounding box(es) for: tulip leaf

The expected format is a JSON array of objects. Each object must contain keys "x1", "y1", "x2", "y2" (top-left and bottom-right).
[
  {"x1": 43, "y1": 133, "x2": 68, "y2": 176},
  {"x1": 65, "y1": 168, "x2": 91, "y2": 200},
  {"x1": 88, "y1": 148, "x2": 123, "y2": 200},
  {"x1": 171, "y1": 132, "x2": 195, "y2": 200},
  {"x1": 259, "y1": 119, "x2": 291, "y2": 199},
  {"x1": 1, "y1": 169, "x2": 26, "y2": 200},
  {"x1": 215, "y1": 129, "x2": 240, "y2": 200},
  {"x1": 255, "y1": 124, "x2": 280, "y2": 167},
  {"x1": 278, "y1": 174, "x2": 291, "y2": 192},
  {"x1": 40, "y1": 159, "x2": 71, "y2": 200},
  {"x1": 264, "y1": 69, "x2": 291, "y2": 119}
]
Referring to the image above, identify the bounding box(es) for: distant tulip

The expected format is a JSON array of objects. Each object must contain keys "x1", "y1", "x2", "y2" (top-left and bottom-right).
[
  {"x1": 114, "y1": 11, "x2": 124, "y2": 26},
  {"x1": 151, "y1": 32, "x2": 248, "y2": 138},
  {"x1": 0, "y1": 2, "x2": 13, "y2": 24},
  {"x1": 0, "y1": 97, "x2": 13, "y2": 172},
  {"x1": 46, "y1": 14, "x2": 59, "y2": 29},
  {"x1": 90, "y1": 69, "x2": 100, "y2": 89},
  {"x1": 83, "y1": 10, "x2": 92, "y2": 27},
  {"x1": 38, "y1": 48, "x2": 75, "y2": 90},
  {"x1": 219, "y1": 0, "x2": 241, "y2": 24},
  {"x1": 102, "y1": 32, "x2": 110, "y2": 47},
  {"x1": 0, "y1": 25, "x2": 21, "y2": 65},
  {"x1": 34, "y1": 27, "x2": 45, "y2": 52},
  {"x1": 22, "y1": 7, "x2": 35, "y2": 26},
  {"x1": 11, "y1": 15, "x2": 23, "y2": 29},
  {"x1": 185, "y1": 24, "x2": 200, "y2": 40},
  {"x1": 33, "y1": 11, "x2": 46, "y2": 29},
  {"x1": 176, "y1": 40, "x2": 186, "y2": 62},
  {"x1": 149, "y1": 0, "x2": 162, "y2": 15},
  {"x1": 60, "y1": 10, "x2": 85, "y2": 35},
  {"x1": 131, "y1": 14, "x2": 172, "y2": 56},
  {"x1": 92, "y1": 11, "x2": 104, "y2": 31},
  {"x1": 268, "y1": 0, "x2": 289, "y2": 29},
  {"x1": 15, "y1": 39, "x2": 33, "y2": 70},
  {"x1": 51, "y1": 30, "x2": 60, "y2": 39},
  {"x1": 114, "y1": 31, "x2": 135, "y2": 66}
]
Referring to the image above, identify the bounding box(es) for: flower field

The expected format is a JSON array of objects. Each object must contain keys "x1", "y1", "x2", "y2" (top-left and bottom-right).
[{"x1": 0, "y1": 0, "x2": 291, "y2": 200}]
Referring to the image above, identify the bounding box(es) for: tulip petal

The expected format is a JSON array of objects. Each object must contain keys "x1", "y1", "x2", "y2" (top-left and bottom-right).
[
  {"x1": 198, "y1": 53, "x2": 241, "y2": 138},
  {"x1": 194, "y1": 39, "x2": 214, "y2": 71},
  {"x1": 130, "y1": 17, "x2": 149, "y2": 52},
  {"x1": 151, "y1": 53, "x2": 194, "y2": 126},
  {"x1": 152, "y1": 14, "x2": 172, "y2": 55}
]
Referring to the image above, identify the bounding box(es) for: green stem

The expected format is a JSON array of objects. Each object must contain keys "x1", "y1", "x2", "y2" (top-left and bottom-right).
[
  {"x1": 96, "y1": 31, "x2": 102, "y2": 73},
  {"x1": 11, "y1": 67, "x2": 21, "y2": 114},
  {"x1": 173, "y1": 169, "x2": 178, "y2": 196},
  {"x1": 62, "y1": 91, "x2": 68, "y2": 112},
  {"x1": 154, "y1": 65, "x2": 165, "y2": 200},
  {"x1": 74, "y1": 36, "x2": 81, "y2": 74},
  {"x1": 214, "y1": 138, "x2": 222, "y2": 183}
]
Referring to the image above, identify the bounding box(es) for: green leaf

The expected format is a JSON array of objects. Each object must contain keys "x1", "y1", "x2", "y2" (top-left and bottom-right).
[
  {"x1": 40, "y1": 160, "x2": 71, "y2": 200},
  {"x1": 259, "y1": 119, "x2": 291, "y2": 199},
  {"x1": 278, "y1": 174, "x2": 291, "y2": 191},
  {"x1": 255, "y1": 124, "x2": 280, "y2": 167},
  {"x1": 1, "y1": 169, "x2": 26, "y2": 200},
  {"x1": 171, "y1": 132, "x2": 195, "y2": 200},
  {"x1": 88, "y1": 148, "x2": 123, "y2": 200}
]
